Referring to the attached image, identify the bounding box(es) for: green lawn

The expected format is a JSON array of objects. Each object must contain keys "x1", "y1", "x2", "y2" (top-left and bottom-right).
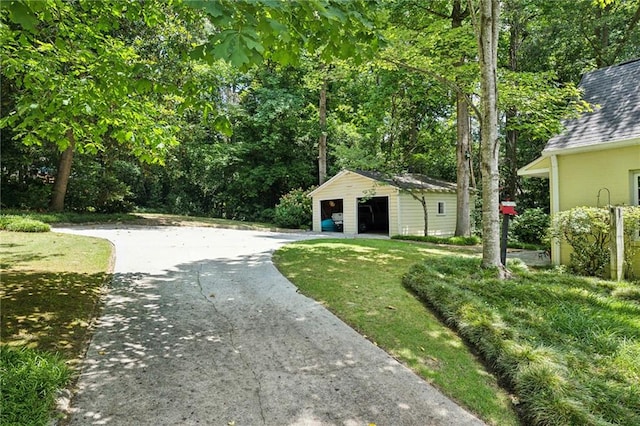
[
  {"x1": 1, "y1": 230, "x2": 113, "y2": 425},
  {"x1": 274, "y1": 238, "x2": 640, "y2": 426},
  {"x1": 1, "y1": 231, "x2": 113, "y2": 362},
  {"x1": 273, "y1": 238, "x2": 519, "y2": 426}
]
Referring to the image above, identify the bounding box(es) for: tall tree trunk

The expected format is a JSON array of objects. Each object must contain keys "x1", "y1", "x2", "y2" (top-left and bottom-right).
[
  {"x1": 455, "y1": 93, "x2": 472, "y2": 236},
  {"x1": 318, "y1": 76, "x2": 328, "y2": 185},
  {"x1": 453, "y1": 0, "x2": 472, "y2": 237},
  {"x1": 477, "y1": 0, "x2": 506, "y2": 274},
  {"x1": 49, "y1": 129, "x2": 75, "y2": 212}
]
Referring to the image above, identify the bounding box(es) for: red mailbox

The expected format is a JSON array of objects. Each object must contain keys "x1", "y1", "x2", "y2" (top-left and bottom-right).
[{"x1": 499, "y1": 201, "x2": 517, "y2": 216}]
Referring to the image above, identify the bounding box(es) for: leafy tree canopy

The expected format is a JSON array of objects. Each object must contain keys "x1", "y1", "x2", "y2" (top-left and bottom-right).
[{"x1": 187, "y1": 0, "x2": 384, "y2": 69}]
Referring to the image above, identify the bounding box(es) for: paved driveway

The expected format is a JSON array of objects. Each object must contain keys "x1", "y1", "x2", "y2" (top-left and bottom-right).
[{"x1": 57, "y1": 225, "x2": 483, "y2": 426}]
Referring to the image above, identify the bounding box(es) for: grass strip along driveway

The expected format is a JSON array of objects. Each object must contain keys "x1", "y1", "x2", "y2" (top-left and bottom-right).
[
  {"x1": 1, "y1": 230, "x2": 113, "y2": 424},
  {"x1": 274, "y1": 238, "x2": 519, "y2": 426},
  {"x1": 274, "y1": 238, "x2": 640, "y2": 426},
  {"x1": 404, "y1": 256, "x2": 640, "y2": 425}
]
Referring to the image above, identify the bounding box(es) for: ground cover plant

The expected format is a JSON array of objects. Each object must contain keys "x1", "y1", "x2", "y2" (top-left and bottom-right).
[
  {"x1": 273, "y1": 238, "x2": 519, "y2": 426},
  {"x1": 391, "y1": 234, "x2": 481, "y2": 246},
  {"x1": 403, "y1": 256, "x2": 640, "y2": 425},
  {"x1": 0, "y1": 346, "x2": 71, "y2": 425},
  {"x1": 1, "y1": 230, "x2": 113, "y2": 425},
  {"x1": 0, "y1": 214, "x2": 50, "y2": 232}
]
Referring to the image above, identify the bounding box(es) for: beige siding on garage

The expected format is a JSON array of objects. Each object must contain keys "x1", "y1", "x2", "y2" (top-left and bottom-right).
[
  {"x1": 311, "y1": 171, "x2": 398, "y2": 235},
  {"x1": 311, "y1": 170, "x2": 458, "y2": 236},
  {"x1": 397, "y1": 192, "x2": 457, "y2": 236}
]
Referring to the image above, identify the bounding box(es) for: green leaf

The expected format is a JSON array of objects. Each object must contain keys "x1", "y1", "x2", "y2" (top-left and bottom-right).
[
  {"x1": 241, "y1": 33, "x2": 265, "y2": 54},
  {"x1": 267, "y1": 18, "x2": 288, "y2": 35},
  {"x1": 5, "y1": 1, "x2": 38, "y2": 32},
  {"x1": 186, "y1": 0, "x2": 225, "y2": 18},
  {"x1": 213, "y1": 115, "x2": 233, "y2": 137},
  {"x1": 229, "y1": 47, "x2": 250, "y2": 68}
]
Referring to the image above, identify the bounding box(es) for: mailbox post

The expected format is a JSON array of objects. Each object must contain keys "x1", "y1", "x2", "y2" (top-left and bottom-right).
[{"x1": 499, "y1": 201, "x2": 517, "y2": 265}]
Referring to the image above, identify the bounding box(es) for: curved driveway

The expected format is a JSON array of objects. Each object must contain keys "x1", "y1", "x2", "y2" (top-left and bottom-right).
[{"x1": 58, "y1": 225, "x2": 483, "y2": 426}]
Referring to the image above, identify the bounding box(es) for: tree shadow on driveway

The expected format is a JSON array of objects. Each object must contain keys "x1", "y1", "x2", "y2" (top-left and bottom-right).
[{"x1": 68, "y1": 248, "x2": 483, "y2": 426}]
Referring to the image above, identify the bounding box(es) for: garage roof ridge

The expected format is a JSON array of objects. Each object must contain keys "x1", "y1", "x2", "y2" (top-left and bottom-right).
[{"x1": 352, "y1": 169, "x2": 457, "y2": 192}]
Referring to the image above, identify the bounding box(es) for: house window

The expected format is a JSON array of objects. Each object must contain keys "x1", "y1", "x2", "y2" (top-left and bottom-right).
[{"x1": 437, "y1": 201, "x2": 446, "y2": 215}]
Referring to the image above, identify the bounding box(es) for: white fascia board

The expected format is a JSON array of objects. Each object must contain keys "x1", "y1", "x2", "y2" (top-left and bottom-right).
[
  {"x1": 307, "y1": 169, "x2": 351, "y2": 197},
  {"x1": 517, "y1": 156, "x2": 550, "y2": 178},
  {"x1": 542, "y1": 136, "x2": 640, "y2": 157}
]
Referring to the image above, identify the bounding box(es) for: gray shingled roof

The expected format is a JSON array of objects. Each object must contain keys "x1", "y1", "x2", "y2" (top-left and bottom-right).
[
  {"x1": 353, "y1": 170, "x2": 457, "y2": 192},
  {"x1": 544, "y1": 58, "x2": 640, "y2": 153}
]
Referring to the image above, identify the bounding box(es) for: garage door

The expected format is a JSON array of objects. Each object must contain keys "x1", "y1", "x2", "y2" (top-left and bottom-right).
[{"x1": 357, "y1": 196, "x2": 389, "y2": 234}]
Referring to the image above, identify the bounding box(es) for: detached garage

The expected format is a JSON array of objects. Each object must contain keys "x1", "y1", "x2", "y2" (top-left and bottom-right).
[{"x1": 309, "y1": 169, "x2": 458, "y2": 237}]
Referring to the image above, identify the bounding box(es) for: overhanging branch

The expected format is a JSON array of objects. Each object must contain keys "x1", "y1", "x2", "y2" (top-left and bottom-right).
[{"x1": 381, "y1": 56, "x2": 482, "y2": 120}]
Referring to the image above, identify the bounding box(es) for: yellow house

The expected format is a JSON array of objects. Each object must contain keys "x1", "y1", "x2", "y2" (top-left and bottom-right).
[
  {"x1": 308, "y1": 169, "x2": 457, "y2": 237},
  {"x1": 519, "y1": 59, "x2": 640, "y2": 273}
]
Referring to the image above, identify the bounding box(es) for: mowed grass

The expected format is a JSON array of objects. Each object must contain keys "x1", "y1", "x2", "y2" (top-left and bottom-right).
[
  {"x1": 1, "y1": 231, "x2": 113, "y2": 364},
  {"x1": 1, "y1": 229, "x2": 113, "y2": 425},
  {"x1": 273, "y1": 238, "x2": 519, "y2": 426}
]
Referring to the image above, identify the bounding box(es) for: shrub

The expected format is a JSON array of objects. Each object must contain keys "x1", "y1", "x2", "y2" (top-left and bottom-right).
[
  {"x1": 65, "y1": 158, "x2": 136, "y2": 213},
  {"x1": 550, "y1": 206, "x2": 640, "y2": 278},
  {"x1": 391, "y1": 234, "x2": 480, "y2": 246},
  {"x1": 1, "y1": 346, "x2": 71, "y2": 425},
  {"x1": 510, "y1": 208, "x2": 549, "y2": 245},
  {"x1": 274, "y1": 187, "x2": 313, "y2": 229},
  {"x1": 257, "y1": 208, "x2": 276, "y2": 223},
  {"x1": 0, "y1": 215, "x2": 50, "y2": 232},
  {"x1": 550, "y1": 207, "x2": 610, "y2": 277},
  {"x1": 0, "y1": 176, "x2": 51, "y2": 211}
]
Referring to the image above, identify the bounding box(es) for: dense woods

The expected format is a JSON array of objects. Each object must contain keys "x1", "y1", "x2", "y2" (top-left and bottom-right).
[{"x1": 2, "y1": 0, "x2": 639, "y2": 240}]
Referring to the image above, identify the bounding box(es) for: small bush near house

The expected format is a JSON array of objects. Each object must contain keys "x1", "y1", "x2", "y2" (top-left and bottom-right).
[
  {"x1": 550, "y1": 207, "x2": 610, "y2": 276},
  {"x1": 510, "y1": 208, "x2": 549, "y2": 245},
  {"x1": 0, "y1": 346, "x2": 71, "y2": 426},
  {"x1": 274, "y1": 187, "x2": 313, "y2": 229},
  {"x1": 551, "y1": 206, "x2": 640, "y2": 278},
  {"x1": 0, "y1": 215, "x2": 50, "y2": 232}
]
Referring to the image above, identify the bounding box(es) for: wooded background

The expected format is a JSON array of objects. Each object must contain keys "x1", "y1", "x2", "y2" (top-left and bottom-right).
[{"x1": 2, "y1": 0, "x2": 638, "y2": 225}]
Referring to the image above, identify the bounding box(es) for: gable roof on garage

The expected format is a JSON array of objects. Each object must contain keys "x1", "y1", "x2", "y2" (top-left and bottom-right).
[
  {"x1": 308, "y1": 169, "x2": 456, "y2": 197},
  {"x1": 353, "y1": 170, "x2": 457, "y2": 192}
]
